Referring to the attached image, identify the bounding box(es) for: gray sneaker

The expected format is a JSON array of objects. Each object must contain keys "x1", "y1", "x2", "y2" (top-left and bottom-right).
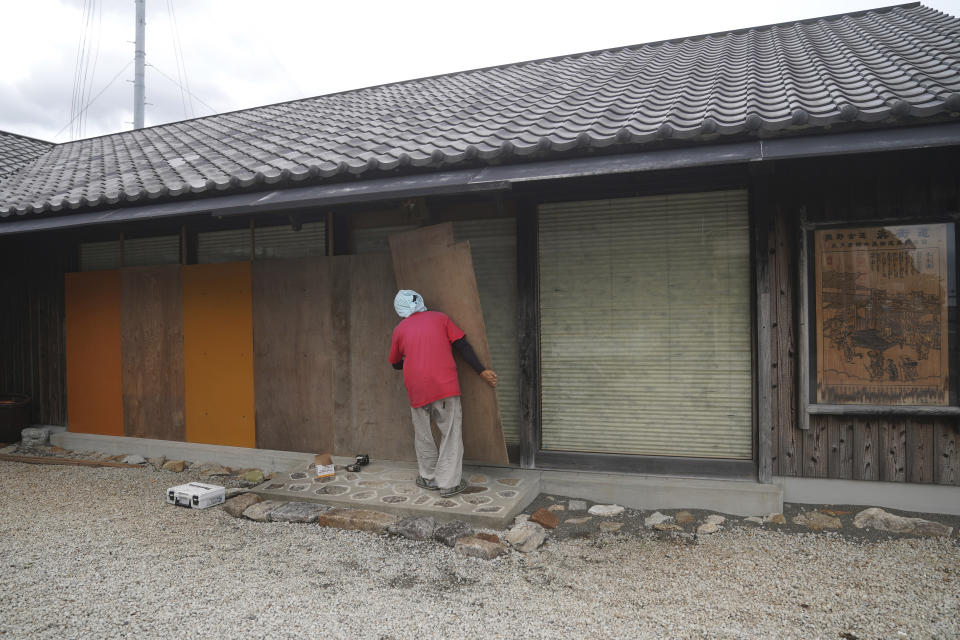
[
  {"x1": 416, "y1": 475, "x2": 439, "y2": 491},
  {"x1": 440, "y1": 479, "x2": 468, "y2": 498}
]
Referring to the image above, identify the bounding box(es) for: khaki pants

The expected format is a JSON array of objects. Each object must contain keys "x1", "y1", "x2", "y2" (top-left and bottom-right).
[{"x1": 410, "y1": 396, "x2": 463, "y2": 489}]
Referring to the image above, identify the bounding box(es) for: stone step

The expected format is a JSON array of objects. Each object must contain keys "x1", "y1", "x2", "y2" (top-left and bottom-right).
[{"x1": 249, "y1": 461, "x2": 539, "y2": 530}]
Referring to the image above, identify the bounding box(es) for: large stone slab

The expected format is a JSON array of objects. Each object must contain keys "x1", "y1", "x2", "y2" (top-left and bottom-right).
[
  {"x1": 853, "y1": 508, "x2": 953, "y2": 537},
  {"x1": 269, "y1": 501, "x2": 331, "y2": 523},
  {"x1": 248, "y1": 461, "x2": 539, "y2": 529},
  {"x1": 315, "y1": 508, "x2": 397, "y2": 533}
]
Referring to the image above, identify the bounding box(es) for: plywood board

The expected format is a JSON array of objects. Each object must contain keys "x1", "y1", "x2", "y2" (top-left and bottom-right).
[
  {"x1": 333, "y1": 254, "x2": 415, "y2": 460},
  {"x1": 390, "y1": 229, "x2": 508, "y2": 464},
  {"x1": 65, "y1": 270, "x2": 124, "y2": 435},
  {"x1": 121, "y1": 265, "x2": 185, "y2": 441},
  {"x1": 182, "y1": 262, "x2": 255, "y2": 447},
  {"x1": 388, "y1": 222, "x2": 454, "y2": 259},
  {"x1": 252, "y1": 257, "x2": 335, "y2": 453}
]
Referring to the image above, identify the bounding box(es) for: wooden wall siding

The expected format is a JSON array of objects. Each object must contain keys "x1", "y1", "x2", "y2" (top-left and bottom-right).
[
  {"x1": 182, "y1": 262, "x2": 255, "y2": 447},
  {"x1": 334, "y1": 253, "x2": 415, "y2": 460},
  {"x1": 252, "y1": 257, "x2": 336, "y2": 453},
  {"x1": 121, "y1": 266, "x2": 185, "y2": 441},
  {"x1": 0, "y1": 235, "x2": 72, "y2": 426},
  {"x1": 64, "y1": 270, "x2": 124, "y2": 435},
  {"x1": 766, "y1": 148, "x2": 960, "y2": 486}
]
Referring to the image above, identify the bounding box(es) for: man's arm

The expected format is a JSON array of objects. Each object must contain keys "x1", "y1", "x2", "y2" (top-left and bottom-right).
[
  {"x1": 453, "y1": 337, "x2": 497, "y2": 387},
  {"x1": 392, "y1": 360, "x2": 403, "y2": 370}
]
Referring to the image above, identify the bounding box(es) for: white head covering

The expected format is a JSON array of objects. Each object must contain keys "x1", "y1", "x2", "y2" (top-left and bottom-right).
[{"x1": 394, "y1": 290, "x2": 428, "y2": 318}]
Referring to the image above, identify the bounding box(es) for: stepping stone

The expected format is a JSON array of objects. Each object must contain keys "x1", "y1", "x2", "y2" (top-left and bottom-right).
[
  {"x1": 589, "y1": 504, "x2": 624, "y2": 517},
  {"x1": 504, "y1": 521, "x2": 546, "y2": 553},
  {"x1": 530, "y1": 507, "x2": 559, "y2": 529},
  {"x1": 599, "y1": 522, "x2": 623, "y2": 533},
  {"x1": 567, "y1": 500, "x2": 587, "y2": 512},
  {"x1": 792, "y1": 511, "x2": 841, "y2": 531},
  {"x1": 565, "y1": 516, "x2": 591, "y2": 525},
  {"x1": 223, "y1": 493, "x2": 261, "y2": 518},
  {"x1": 315, "y1": 508, "x2": 398, "y2": 533},
  {"x1": 434, "y1": 520, "x2": 473, "y2": 547},
  {"x1": 853, "y1": 508, "x2": 953, "y2": 537},
  {"x1": 243, "y1": 500, "x2": 284, "y2": 522},
  {"x1": 455, "y1": 536, "x2": 508, "y2": 560},
  {"x1": 388, "y1": 516, "x2": 436, "y2": 541},
  {"x1": 676, "y1": 511, "x2": 694, "y2": 524},
  {"x1": 644, "y1": 512, "x2": 672, "y2": 527},
  {"x1": 270, "y1": 501, "x2": 330, "y2": 523},
  {"x1": 161, "y1": 460, "x2": 186, "y2": 472}
]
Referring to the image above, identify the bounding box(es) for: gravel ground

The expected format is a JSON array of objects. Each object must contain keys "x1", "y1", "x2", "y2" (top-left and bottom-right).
[{"x1": 1, "y1": 460, "x2": 958, "y2": 640}]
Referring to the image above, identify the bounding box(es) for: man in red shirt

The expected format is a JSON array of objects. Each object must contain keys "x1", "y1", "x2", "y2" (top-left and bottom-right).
[{"x1": 389, "y1": 290, "x2": 497, "y2": 497}]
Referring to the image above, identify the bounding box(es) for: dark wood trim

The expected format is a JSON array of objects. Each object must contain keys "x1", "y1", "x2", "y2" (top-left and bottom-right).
[
  {"x1": 516, "y1": 198, "x2": 540, "y2": 469},
  {"x1": 808, "y1": 404, "x2": 960, "y2": 417},
  {"x1": 535, "y1": 450, "x2": 756, "y2": 480},
  {"x1": 752, "y1": 173, "x2": 774, "y2": 483}
]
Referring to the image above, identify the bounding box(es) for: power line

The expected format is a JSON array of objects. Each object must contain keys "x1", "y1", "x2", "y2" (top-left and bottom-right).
[
  {"x1": 148, "y1": 63, "x2": 218, "y2": 116},
  {"x1": 56, "y1": 61, "x2": 134, "y2": 140},
  {"x1": 166, "y1": 0, "x2": 193, "y2": 119}
]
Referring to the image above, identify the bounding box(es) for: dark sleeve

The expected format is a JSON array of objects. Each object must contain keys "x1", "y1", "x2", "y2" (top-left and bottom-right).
[
  {"x1": 392, "y1": 360, "x2": 403, "y2": 370},
  {"x1": 452, "y1": 337, "x2": 485, "y2": 374}
]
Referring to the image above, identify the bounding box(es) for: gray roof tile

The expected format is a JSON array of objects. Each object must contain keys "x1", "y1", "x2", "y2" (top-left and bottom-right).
[
  {"x1": 0, "y1": 130, "x2": 52, "y2": 178},
  {"x1": 2, "y1": 3, "x2": 960, "y2": 218}
]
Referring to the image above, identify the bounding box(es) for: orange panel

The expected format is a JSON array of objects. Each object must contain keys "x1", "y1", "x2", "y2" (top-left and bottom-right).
[
  {"x1": 182, "y1": 262, "x2": 255, "y2": 447},
  {"x1": 65, "y1": 271, "x2": 124, "y2": 435}
]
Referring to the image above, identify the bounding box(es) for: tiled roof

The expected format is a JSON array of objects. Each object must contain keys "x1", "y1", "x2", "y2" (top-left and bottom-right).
[
  {"x1": 0, "y1": 130, "x2": 53, "y2": 179},
  {"x1": 2, "y1": 3, "x2": 959, "y2": 218}
]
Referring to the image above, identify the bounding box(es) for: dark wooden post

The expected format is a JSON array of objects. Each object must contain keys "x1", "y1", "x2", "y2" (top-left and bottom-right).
[
  {"x1": 752, "y1": 172, "x2": 775, "y2": 484},
  {"x1": 516, "y1": 198, "x2": 540, "y2": 469}
]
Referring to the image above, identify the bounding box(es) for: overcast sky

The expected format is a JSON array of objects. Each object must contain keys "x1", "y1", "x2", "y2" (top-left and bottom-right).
[{"x1": 2, "y1": 0, "x2": 958, "y2": 143}]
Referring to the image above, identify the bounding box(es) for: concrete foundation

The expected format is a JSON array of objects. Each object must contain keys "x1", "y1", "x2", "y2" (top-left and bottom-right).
[
  {"x1": 541, "y1": 469, "x2": 783, "y2": 516},
  {"x1": 776, "y1": 476, "x2": 960, "y2": 516},
  {"x1": 48, "y1": 432, "x2": 790, "y2": 517}
]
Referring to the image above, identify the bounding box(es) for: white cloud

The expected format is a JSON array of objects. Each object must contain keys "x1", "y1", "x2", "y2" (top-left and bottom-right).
[{"x1": 2, "y1": 0, "x2": 959, "y2": 142}]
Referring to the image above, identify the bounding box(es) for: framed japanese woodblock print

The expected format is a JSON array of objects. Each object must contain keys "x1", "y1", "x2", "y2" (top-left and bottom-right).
[{"x1": 814, "y1": 223, "x2": 954, "y2": 406}]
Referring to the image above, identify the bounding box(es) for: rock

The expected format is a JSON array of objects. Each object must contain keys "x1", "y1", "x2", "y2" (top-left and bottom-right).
[
  {"x1": 513, "y1": 514, "x2": 530, "y2": 526},
  {"x1": 433, "y1": 520, "x2": 473, "y2": 547},
  {"x1": 20, "y1": 427, "x2": 51, "y2": 447},
  {"x1": 199, "y1": 463, "x2": 231, "y2": 477},
  {"x1": 223, "y1": 493, "x2": 262, "y2": 518},
  {"x1": 675, "y1": 511, "x2": 694, "y2": 524},
  {"x1": 547, "y1": 504, "x2": 565, "y2": 512},
  {"x1": 599, "y1": 522, "x2": 623, "y2": 532},
  {"x1": 504, "y1": 521, "x2": 546, "y2": 553},
  {"x1": 242, "y1": 500, "x2": 284, "y2": 522},
  {"x1": 147, "y1": 456, "x2": 166, "y2": 470},
  {"x1": 243, "y1": 469, "x2": 265, "y2": 484},
  {"x1": 654, "y1": 523, "x2": 683, "y2": 531},
  {"x1": 388, "y1": 516, "x2": 436, "y2": 541},
  {"x1": 704, "y1": 514, "x2": 726, "y2": 526},
  {"x1": 455, "y1": 536, "x2": 508, "y2": 560},
  {"x1": 269, "y1": 501, "x2": 331, "y2": 523},
  {"x1": 764, "y1": 513, "x2": 786, "y2": 525},
  {"x1": 792, "y1": 511, "x2": 842, "y2": 531},
  {"x1": 565, "y1": 516, "x2": 591, "y2": 525},
  {"x1": 474, "y1": 532, "x2": 501, "y2": 544},
  {"x1": 225, "y1": 487, "x2": 248, "y2": 499},
  {"x1": 315, "y1": 508, "x2": 398, "y2": 533},
  {"x1": 122, "y1": 454, "x2": 146, "y2": 465},
  {"x1": 567, "y1": 500, "x2": 587, "y2": 512},
  {"x1": 697, "y1": 523, "x2": 721, "y2": 535},
  {"x1": 744, "y1": 516, "x2": 764, "y2": 524},
  {"x1": 588, "y1": 504, "x2": 624, "y2": 517},
  {"x1": 644, "y1": 512, "x2": 672, "y2": 527},
  {"x1": 853, "y1": 507, "x2": 953, "y2": 537},
  {"x1": 530, "y1": 507, "x2": 559, "y2": 529},
  {"x1": 161, "y1": 460, "x2": 186, "y2": 472}
]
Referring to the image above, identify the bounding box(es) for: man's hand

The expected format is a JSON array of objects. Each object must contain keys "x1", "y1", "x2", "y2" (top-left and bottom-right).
[{"x1": 480, "y1": 369, "x2": 498, "y2": 388}]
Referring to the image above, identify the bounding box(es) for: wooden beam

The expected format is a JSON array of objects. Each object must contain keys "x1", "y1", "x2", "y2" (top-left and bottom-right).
[
  {"x1": 0, "y1": 453, "x2": 142, "y2": 468},
  {"x1": 516, "y1": 199, "x2": 540, "y2": 469},
  {"x1": 753, "y1": 179, "x2": 774, "y2": 484}
]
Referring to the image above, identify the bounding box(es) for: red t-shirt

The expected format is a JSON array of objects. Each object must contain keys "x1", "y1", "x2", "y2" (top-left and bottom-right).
[{"x1": 389, "y1": 311, "x2": 466, "y2": 408}]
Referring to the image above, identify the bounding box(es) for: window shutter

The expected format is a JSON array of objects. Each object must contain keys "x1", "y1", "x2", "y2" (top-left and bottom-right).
[{"x1": 538, "y1": 191, "x2": 752, "y2": 459}]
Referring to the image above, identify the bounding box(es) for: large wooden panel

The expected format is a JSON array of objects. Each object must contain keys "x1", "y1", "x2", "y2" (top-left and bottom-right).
[
  {"x1": 880, "y1": 420, "x2": 907, "y2": 482},
  {"x1": 852, "y1": 419, "x2": 880, "y2": 481},
  {"x1": 252, "y1": 258, "x2": 335, "y2": 453},
  {"x1": 65, "y1": 270, "x2": 123, "y2": 435},
  {"x1": 333, "y1": 254, "x2": 415, "y2": 460},
  {"x1": 934, "y1": 421, "x2": 959, "y2": 485},
  {"x1": 390, "y1": 228, "x2": 508, "y2": 465},
  {"x1": 182, "y1": 262, "x2": 255, "y2": 447},
  {"x1": 121, "y1": 265, "x2": 185, "y2": 441}
]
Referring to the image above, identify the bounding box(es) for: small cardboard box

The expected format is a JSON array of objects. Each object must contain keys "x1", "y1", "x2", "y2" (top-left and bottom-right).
[{"x1": 315, "y1": 453, "x2": 335, "y2": 479}]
